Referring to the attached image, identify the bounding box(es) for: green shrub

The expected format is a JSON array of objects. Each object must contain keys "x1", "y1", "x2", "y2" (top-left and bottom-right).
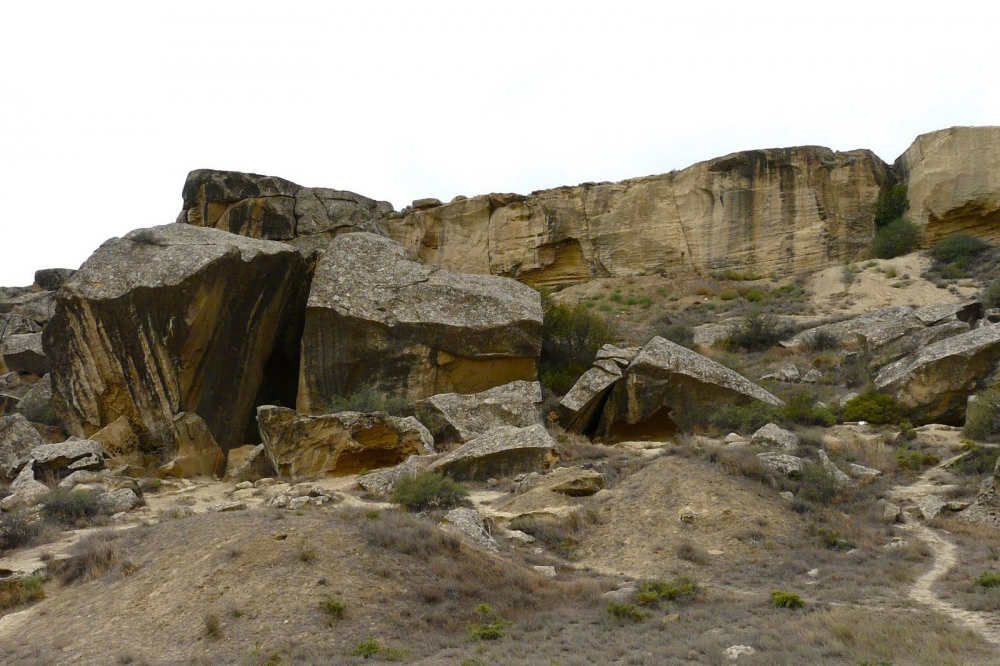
[
  {"x1": 657, "y1": 323, "x2": 694, "y2": 348},
  {"x1": 718, "y1": 288, "x2": 739, "y2": 301},
  {"x1": 983, "y1": 278, "x2": 1000, "y2": 308},
  {"x1": 203, "y1": 613, "x2": 222, "y2": 639},
  {"x1": 963, "y1": 388, "x2": 1000, "y2": 442},
  {"x1": 953, "y1": 445, "x2": 1000, "y2": 476},
  {"x1": 319, "y1": 597, "x2": 346, "y2": 620},
  {"x1": 0, "y1": 575, "x2": 45, "y2": 612},
  {"x1": 977, "y1": 572, "x2": 1000, "y2": 589},
  {"x1": 636, "y1": 577, "x2": 698, "y2": 605},
  {"x1": 468, "y1": 604, "x2": 509, "y2": 640},
  {"x1": 0, "y1": 510, "x2": 42, "y2": 551},
  {"x1": 872, "y1": 218, "x2": 920, "y2": 259},
  {"x1": 873, "y1": 184, "x2": 908, "y2": 228},
  {"x1": 539, "y1": 291, "x2": 615, "y2": 394},
  {"x1": 725, "y1": 310, "x2": 792, "y2": 351},
  {"x1": 744, "y1": 289, "x2": 764, "y2": 303},
  {"x1": 326, "y1": 385, "x2": 411, "y2": 416},
  {"x1": 806, "y1": 330, "x2": 839, "y2": 352},
  {"x1": 607, "y1": 602, "x2": 647, "y2": 622},
  {"x1": 351, "y1": 638, "x2": 383, "y2": 658},
  {"x1": 392, "y1": 473, "x2": 468, "y2": 512},
  {"x1": 931, "y1": 233, "x2": 991, "y2": 269},
  {"x1": 781, "y1": 391, "x2": 836, "y2": 427},
  {"x1": 841, "y1": 392, "x2": 899, "y2": 425},
  {"x1": 796, "y1": 464, "x2": 840, "y2": 505},
  {"x1": 707, "y1": 401, "x2": 782, "y2": 435},
  {"x1": 41, "y1": 488, "x2": 105, "y2": 526},
  {"x1": 770, "y1": 589, "x2": 805, "y2": 609},
  {"x1": 896, "y1": 447, "x2": 940, "y2": 471}
]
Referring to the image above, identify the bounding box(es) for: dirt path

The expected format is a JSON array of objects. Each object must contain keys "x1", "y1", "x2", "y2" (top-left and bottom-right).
[{"x1": 894, "y1": 460, "x2": 1000, "y2": 646}]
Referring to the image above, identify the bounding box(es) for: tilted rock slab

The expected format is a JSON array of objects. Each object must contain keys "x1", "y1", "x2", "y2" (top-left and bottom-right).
[
  {"x1": 558, "y1": 361, "x2": 622, "y2": 434},
  {"x1": 297, "y1": 233, "x2": 542, "y2": 411},
  {"x1": 875, "y1": 323, "x2": 1000, "y2": 425},
  {"x1": 596, "y1": 336, "x2": 782, "y2": 438},
  {"x1": 427, "y1": 424, "x2": 556, "y2": 481},
  {"x1": 356, "y1": 453, "x2": 438, "y2": 496},
  {"x1": 257, "y1": 405, "x2": 435, "y2": 480},
  {"x1": 178, "y1": 169, "x2": 394, "y2": 252},
  {"x1": 44, "y1": 224, "x2": 309, "y2": 451},
  {"x1": 0, "y1": 413, "x2": 44, "y2": 479},
  {"x1": 30, "y1": 437, "x2": 106, "y2": 475},
  {"x1": 415, "y1": 380, "x2": 542, "y2": 444},
  {"x1": 897, "y1": 126, "x2": 1000, "y2": 245},
  {"x1": 388, "y1": 147, "x2": 890, "y2": 286},
  {"x1": 0, "y1": 333, "x2": 49, "y2": 375}
]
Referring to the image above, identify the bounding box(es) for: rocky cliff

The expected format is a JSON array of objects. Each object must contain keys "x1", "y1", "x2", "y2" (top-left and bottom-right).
[
  {"x1": 387, "y1": 148, "x2": 892, "y2": 286},
  {"x1": 896, "y1": 126, "x2": 1000, "y2": 245}
]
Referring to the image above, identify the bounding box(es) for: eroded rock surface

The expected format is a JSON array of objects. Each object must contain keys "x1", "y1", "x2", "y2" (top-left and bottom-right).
[
  {"x1": 298, "y1": 233, "x2": 542, "y2": 411},
  {"x1": 427, "y1": 424, "x2": 555, "y2": 481},
  {"x1": 415, "y1": 380, "x2": 542, "y2": 444},
  {"x1": 0, "y1": 413, "x2": 43, "y2": 479},
  {"x1": 44, "y1": 224, "x2": 310, "y2": 451},
  {"x1": 257, "y1": 405, "x2": 434, "y2": 479}
]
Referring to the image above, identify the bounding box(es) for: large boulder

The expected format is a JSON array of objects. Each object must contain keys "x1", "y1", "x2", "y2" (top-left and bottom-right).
[
  {"x1": 415, "y1": 380, "x2": 542, "y2": 444},
  {"x1": 558, "y1": 360, "x2": 623, "y2": 434},
  {"x1": 15, "y1": 374, "x2": 57, "y2": 425},
  {"x1": 0, "y1": 312, "x2": 41, "y2": 336},
  {"x1": 297, "y1": 233, "x2": 542, "y2": 412},
  {"x1": 595, "y1": 336, "x2": 782, "y2": 438},
  {"x1": 30, "y1": 438, "x2": 106, "y2": 475},
  {"x1": 783, "y1": 307, "x2": 924, "y2": 351},
  {"x1": 0, "y1": 461, "x2": 49, "y2": 510},
  {"x1": 178, "y1": 169, "x2": 394, "y2": 249},
  {"x1": 427, "y1": 424, "x2": 556, "y2": 481},
  {"x1": 257, "y1": 405, "x2": 435, "y2": 479},
  {"x1": 43, "y1": 224, "x2": 310, "y2": 452},
  {"x1": 875, "y1": 323, "x2": 1000, "y2": 424},
  {"x1": 0, "y1": 333, "x2": 49, "y2": 375},
  {"x1": 896, "y1": 127, "x2": 1000, "y2": 244},
  {"x1": 159, "y1": 412, "x2": 223, "y2": 478},
  {"x1": 0, "y1": 291, "x2": 56, "y2": 326},
  {"x1": 34, "y1": 268, "x2": 76, "y2": 291},
  {"x1": 0, "y1": 413, "x2": 44, "y2": 479}
]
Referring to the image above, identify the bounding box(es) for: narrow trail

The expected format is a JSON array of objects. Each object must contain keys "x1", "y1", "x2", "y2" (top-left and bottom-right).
[{"x1": 893, "y1": 458, "x2": 1000, "y2": 646}]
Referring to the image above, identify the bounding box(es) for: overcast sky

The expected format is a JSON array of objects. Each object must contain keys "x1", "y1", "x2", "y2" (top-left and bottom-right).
[{"x1": 1, "y1": 1, "x2": 997, "y2": 286}]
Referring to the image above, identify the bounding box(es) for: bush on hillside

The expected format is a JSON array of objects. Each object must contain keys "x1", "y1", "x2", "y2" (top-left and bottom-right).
[
  {"x1": 724, "y1": 310, "x2": 793, "y2": 352},
  {"x1": 931, "y1": 233, "x2": 991, "y2": 269},
  {"x1": 707, "y1": 401, "x2": 782, "y2": 435},
  {"x1": 325, "y1": 385, "x2": 411, "y2": 416},
  {"x1": 873, "y1": 184, "x2": 908, "y2": 228},
  {"x1": 392, "y1": 473, "x2": 468, "y2": 512},
  {"x1": 872, "y1": 218, "x2": 920, "y2": 259},
  {"x1": 539, "y1": 291, "x2": 615, "y2": 394},
  {"x1": 841, "y1": 392, "x2": 899, "y2": 425},
  {"x1": 963, "y1": 388, "x2": 1000, "y2": 443}
]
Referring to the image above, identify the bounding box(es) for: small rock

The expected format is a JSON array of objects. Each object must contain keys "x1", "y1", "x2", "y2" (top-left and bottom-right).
[
  {"x1": 288, "y1": 497, "x2": 311, "y2": 510},
  {"x1": 802, "y1": 369, "x2": 823, "y2": 383},
  {"x1": 751, "y1": 423, "x2": 799, "y2": 451},
  {"x1": 807, "y1": 568, "x2": 819, "y2": 577},
  {"x1": 235, "y1": 481, "x2": 254, "y2": 490},
  {"x1": 0, "y1": 461, "x2": 49, "y2": 510},
  {"x1": 268, "y1": 494, "x2": 290, "y2": 509},
  {"x1": 232, "y1": 489, "x2": 254, "y2": 501},
  {"x1": 210, "y1": 501, "x2": 248, "y2": 512},
  {"x1": 818, "y1": 450, "x2": 852, "y2": 488},
  {"x1": 849, "y1": 463, "x2": 882, "y2": 479},
  {"x1": 663, "y1": 613, "x2": 679, "y2": 623},
  {"x1": 780, "y1": 491, "x2": 795, "y2": 501},
  {"x1": 98, "y1": 488, "x2": 140, "y2": 513},
  {"x1": 757, "y1": 452, "x2": 803, "y2": 476},
  {"x1": 879, "y1": 500, "x2": 902, "y2": 522},
  {"x1": 110, "y1": 511, "x2": 132, "y2": 523},
  {"x1": 504, "y1": 529, "x2": 536, "y2": 545},
  {"x1": 725, "y1": 645, "x2": 756, "y2": 660},
  {"x1": 883, "y1": 537, "x2": 909, "y2": 549},
  {"x1": 254, "y1": 478, "x2": 277, "y2": 488},
  {"x1": 533, "y1": 565, "x2": 557, "y2": 578},
  {"x1": 946, "y1": 501, "x2": 971, "y2": 511},
  {"x1": 679, "y1": 506, "x2": 696, "y2": 524},
  {"x1": 602, "y1": 586, "x2": 637, "y2": 604},
  {"x1": 918, "y1": 495, "x2": 947, "y2": 521},
  {"x1": 439, "y1": 507, "x2": 500, "y2": 552}
]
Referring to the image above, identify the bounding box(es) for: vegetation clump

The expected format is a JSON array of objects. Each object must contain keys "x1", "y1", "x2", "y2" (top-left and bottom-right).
[
  {"x1": 41, "y1": 488, "x2": 106, "y2": 526},
  {"x1": 796, "y1": 464, "x2": 840, "y2": 505},
  {"x1": 539, "y1": 290, "x2": 615, "y2": 393},
  {"x1": 963, "y1": 388, "x2": 1000, "y2": 442},
  {"x1": 931, "y1": 233, "x2": 991, "y2": 270},
  {"x1": 724, "y1": 309, "x2": 793, "y2": 352},
  {"x1": 0, "y1": 510, "x2": 42, "y2": 551},
  {"x1": 635, "y1": 577, "x2": 698, "y2": 606},
  {"x1": 841, "y1": 392, "x2": 899, "y2": 425},
  {"x1": 607, "y1": 601, "x2": 647, "y2": 622},
  {"x1": 872, "y1": 184, "x2": 908, "y2": 228},
  {"x1": 0, "y1": 575, "x2": 45, "y2": 612},
  {"x1": 770, "y1": 589, "x2": 805, "y2": 609},
  {"x1": 468, "y1": 604, "x2": 510, "y2": 641},
  {"x1": 391, "y1": 473, "x2": 468, "y2": 512},
  {"x1": 896, "y1": 446, "x2": 940, "y2": 471},
  {"x1": 953, "y1": 444, "x2": 1000, "y2": 476},
  {"x1": 325, "y1": 385, "x2": 411, "y2": 416},
  {"x1": 872, "y1": 218, "x2": 920, "y2": 259},
  {"x1": 977, "y1": 572, "x2": 1000, "y2": 589}
]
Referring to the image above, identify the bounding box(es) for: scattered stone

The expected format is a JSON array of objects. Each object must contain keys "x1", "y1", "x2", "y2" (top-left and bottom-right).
[
  {"x1": 725, "y1": 645, "x2": 756, "y2": 660},
  {"x1": 780, "y1": 491, "x2": 795, "y2": 501},
  {"x1": 234, "y1": 481, "x2": 254, "y2": 490},
  {"x1": 415, "y1": 380, "x2": 543, "y2": 444},
  {"x1": 533, "y1": 565, "x2": 557, "y2": 578},
  {"x1": 0, "y1": 413, "x2": 44, "y2": 479},
  {"x1": 268, "y1": 495, "x2": 290, "y2": 509},
  {"x1": 57, "y1": 469, "x2": 108, "y2": 490},
  {"x1": 504, "y1": 529, "x2": 536, "y2": 545},
  {"x1": 845, "y1": 464, "x2": 881, "y2": 483},
  {"x1": 751, "y1": 424, "x2": 799, "y2": 451},
  {"x1": 439, "y1": 507, "x2": 499, "y2": 551},
  {"x1": 288, "y1": 497, "x2": 310, "y2": 510},
  {"x1": 883, "y1": 537, "x2": 910, "y2": 549},
  {"x1": 757, "y1": 452, "x2": 803, "y2": 476},
  {"x1": 224, "y1": 444, "x2": 272, "y2": 482},
  {"x1": 879, "y1": 500, "x2": 902, "y2": 522},
  {"x1": 679, "y1": 506, "x2": 696, "y2": 523},
  {"x1": 724, "y1": 433, "x2": 748, "y2": 446},
  {"x1": 802, "y1": 369, "x2": 823, "y2": 383},
  {"x1": 98, "y1": 488, "x2": 140, "y2": 513},
  {"x1": 602, "y1": 586, "x2": 637, "y2": 604},
  {"x1": 818, "y1": 450, "x2": 852, "y2": 487},
  {"x1": 427, "y1": 424, "x2": 556, "y2": 481},
  {"x1": 210, "y1": 501, "x2": 248, "y2": 512},
  {"x1": 33, "y1": 268, "x2": 76, "y2": 290},
  {"x1": 946, "y1": 501, "x2": 971, "y2": 511},
  {"x1": 918, "y1": 495, "x2": 948, "y2": 521},
  {"x1": 545, "y1": 467, "x2": 605, "y2": 497},
  {"x1": 258, "y1": 406, "x2": 435, "y2": 479},
  {"x1": 356, "y1": 454, "x2": 438, "y2": 497}
]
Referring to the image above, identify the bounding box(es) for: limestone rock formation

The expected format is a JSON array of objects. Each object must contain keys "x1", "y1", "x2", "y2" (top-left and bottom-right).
[
  {"x1": 0, "y1": 333, "x2": 49, "y2": 375},
  {"x1": 15, "y1": 374, "x2": 56, "y2": 425},
  {"x1": 427, "y1": 424, "x2": 556, "y2": 481},
  {"x1": 178, "y1": 169, "x2": 394, "y2": 250},
  {"x1": 257, "y1": 405, "x2": 435, "y2": 479},
  {"x1": 297, "y1": 232, "x2": 542, "y2": 411},
  {"x1": 44, "y1": 224, "x2": 310, "y2": 452},
  {"x1": 757, "y1": 452, "x2": 803, "y2": 476},
  {"x1": 224, "y1": 444, "x2": 272, "y2": 482},
  {"x1": 875, "y1": 324, "x2": 1000, "y2": 424},
  {"x1": 595, "y1": 336, "x2": 782, "y2": 438},
  {"x1": 896, "y1": 127, "x2": 1000, "y2": 244},
  {"x1": 0, "y1": 461, "x2": 49, "y2": 510},
  {"x1": 356, "y1": 453, "x2": 438, "y2": 496},
  {"x1": 0, "y1": 413, "x2": 43, "y2": 479},
  {"x1": 439, "y1": 507, "x2": 499, "y2": 552},
  {"x1": 414, "y1": 380, "x2": 542, "y2": 444},
  {"x1": 388, "y1": 147, "x2": 891, "y2": 286}
]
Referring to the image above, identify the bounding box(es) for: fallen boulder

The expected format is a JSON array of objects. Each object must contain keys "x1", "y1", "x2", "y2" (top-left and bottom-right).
[
  {"x1": 257, "y1": 405, "x2": 435, "y2": 479},
  {"x1": 356, "y1": 453, "x2": 439, "y2": 496},
  {"x1": 0, "y1": 413, "x2": 43, "y2": 479},
  {"x1": 439, "y1": 507, "x2": 499, "y2": 552},
  {"x1": 159, "y1": 412, "x2": 223, "y2": 478},
  {"x1": 0, "y1": 333, "x2": 49, "y2": 375},
  {"x1": 596, "y1": 336, "x2": 782, "y2": 438},
  {"x1": 30, "y1": 438, "x2": 106, "y2": 475},
  {"x1": 14, "y1": 374, "x2": 57, "y2": 426},
  {"x1": 0, "y1": 462, "x2": 49, "y2": 510},
  {"x1": 874, "y1": 323, "x2": 1000, "y2": 424},
  {"x1": 224, "y1": 444, "x2": 273, "y2": 482},
  {"x1": 757, "y1": 452, "x2": 803, "y2": 476},
  {"x1": 415, "y1": 380, "x2": 542, "y2": 444},
  {"x1": 297, "y1": 232, "x2": 542, "y2": 411},
  {"x1": 33, "y1": 268, "x2": 76, "y2": 291},
  {"x1": 427, "y1": 424, "x2": 556, "y2": 481},
  {"x1": 44, "y1": 223, "x2": 310, "y2": 451},
  {"x1": 558, "y1": 362, "x2": 622, "y2": 434},
  {"x1": 751, "y1": 424, "x2": 799, "y2": 451}
]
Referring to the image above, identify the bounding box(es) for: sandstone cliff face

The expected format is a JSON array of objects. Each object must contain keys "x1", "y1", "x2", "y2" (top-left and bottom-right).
[
  {"x1": 389, "y1": 148, "x2": 891, "y2": 286},
  {"x1": 178, "y1": 169, "x2": 394, "y2": 254},
  {"x1": 44, "y1": 224, "x2": 309, "y2": 452},
  {"x1": 896, "y1": 126, "x2": 1000, "y2": 245},
  {"x1": 297, "y1": 233, "x2": 542, "y2": 412}
]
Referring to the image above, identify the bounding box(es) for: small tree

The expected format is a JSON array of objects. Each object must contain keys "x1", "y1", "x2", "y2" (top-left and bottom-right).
[
  {"x1": 872, "y1": 218, "x2": 920, "y2": 259},
  {"x1": 872, "y1": 184, "x2": 908, "y2": 228}
]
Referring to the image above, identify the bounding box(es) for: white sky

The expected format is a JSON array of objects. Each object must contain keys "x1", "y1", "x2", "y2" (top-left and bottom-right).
[{"x1": 1, "y1": 1, "x2": 998, "y2": 286}]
